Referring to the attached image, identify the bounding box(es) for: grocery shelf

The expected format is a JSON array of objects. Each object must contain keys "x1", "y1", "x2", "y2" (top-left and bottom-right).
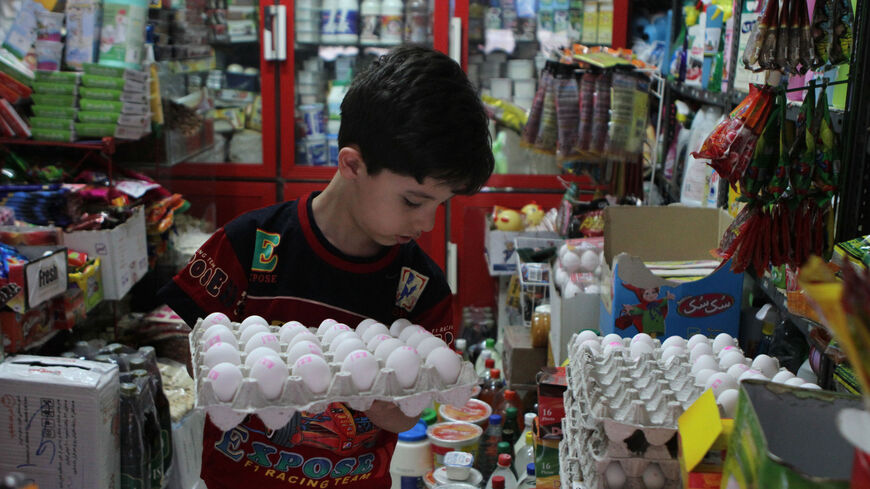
[
  {"x1": 754, "y1": 273, "x2": 819, "y2": 341},
  {"x1": 0, "y1": 136, "x2": 117, "y2": 155},
  {"x1": 667, "y1": 80, "x2": 732, "y2": 108}
]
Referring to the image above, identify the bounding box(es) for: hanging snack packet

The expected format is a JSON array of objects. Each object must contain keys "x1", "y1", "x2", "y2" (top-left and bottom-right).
[
  {"x1": 535, "y1": 68, "x2": 560, "y2": 153},
  {"x1": 767, "y1": 92, "x2": 793, "y2": 199},
  {"x1": 775, "y1": 0, "x2": 791, "y2": 72},
  {"x1": 726, "y1": 93, "x2": 775, "y2": 188},
  {"x1": 554, "y1": 66, "x2": 580, "y2": 158},
  {"x1": 789, "y1": 84, "x2": 814, "y2": 196},
  {"x1": 575, "y1": 71, "x2": 598, "y2": 152},
  {"x1": 796, "y1": 0, "x2": 814, "y2": 73},
  {"x1": 693, "y1": 84, "x2": 763, "y2": 161},
  {"x1": 741, "y1": 102, "x2": 782, "y2": 199},
  {"x1": 522, "y1": 66, "x2": 554, "y2": 146},
  {"x1": 811, "y1": 0, "x2": 833, "y2": 69},
  {"x1": 786, "y1": 0, "x2": 802, "y2": 73},
  {"x1": 829, "y1": 0, "x2": 854, "y2": 65},
  {"x1": 812, "y1": 89, "x2": 839, "y2": 196},
  {"x1": 605, "y1": 72, "x2": 637, "y2": 159},
  {"x1": 757, "y1": 0, "x2": 780, "y2": 70},
  {"x1": 589, "y1": 72, "x2": 612, "y2": 154},
  {"x1": 744, "y1": 0, "x2": 777, "y2": 70}
]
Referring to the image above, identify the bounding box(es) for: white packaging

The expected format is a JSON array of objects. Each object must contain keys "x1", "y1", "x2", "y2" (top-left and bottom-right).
[
  {"x1": 334, "y1": 0, "x2": 360, "y2": 43},
  {"x1": 507, "y1": 59, "x2": 535, "y2": 79},
  {"x1": 360, "y1": 0, "x2": 381, "y2": 44},
  {"x1": 327, "y1": 81, "x2": 348, "y2": 120},
  {"x1": 65, "y1": 0, "x2": 102, "y2": 70},
  {"x1": 321, "y1": 0, "x2": 338, "y2": 42},
  {"x1": 380, "y1": 0, "x2": 404, "y2": 44},
  {"x1": 0, "y1": 355, "x2": 120, "y2": 489},
  {"x1": 490, "y1": 78, "x2": 512, "y2": 100},
  {"x1": 62, "y1": 205, "x2": 148, "y2": 300}
]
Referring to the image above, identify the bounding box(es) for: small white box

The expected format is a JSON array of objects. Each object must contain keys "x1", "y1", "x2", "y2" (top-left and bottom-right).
[
  {"x1": 63, "y1": 206, "x2": 148, "y2": 300},
  {"x1": 548, "y1": 270, "x2": 600, "y2": 365},
  {"x1": 484, "y1": 220, "x2": 559, "y2": 276},
  {"x1": 0, "y1": 355, "x2": 120, "y2": 489}
]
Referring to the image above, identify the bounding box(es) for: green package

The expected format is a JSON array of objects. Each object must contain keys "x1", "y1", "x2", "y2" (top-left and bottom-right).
[
  {"x1": 31, "y1": 94, "x2": 77, "y2": 107},
  {"x1": 35, "y1": 70, "x2": 82, "y2": 84},
  {"x1": 32, "y1": 105, "x2": 78, "y2": 119},
  {"x1": 33, "y1": 82, "x2": 78, "y2": 96},
  {"x1": 31, "y1": 128, "x2": 75, "y2": 142},
  {"x1": 30, "y1": 117, "x2": 75, "y2": 130},
  {"x1": 82, "y1": 63, "x2": 147, "y2": 83},
  {"x1": 74, "y1": 122, "x2": 117, "y2": 138},
  {"x1": 81, "y1": 86, "x2": 123, "y2": 101},
  {"x1": 79, "y1": 98, "x2": 123, "y2": 112},
  {"x1": 82, "y1": 74, "x2": 146, "y2": 92},
  {"x1": 78, "y1": 110, "x2": 121, "y2": 124}
]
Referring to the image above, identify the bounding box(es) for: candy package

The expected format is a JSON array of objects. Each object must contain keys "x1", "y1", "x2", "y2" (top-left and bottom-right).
[
  {"x1": 554, "y1": 67, "x2": 580, "y2": 158},
  {"x1": 522, "y1": 65, "x2": 554, "y2": 146}
]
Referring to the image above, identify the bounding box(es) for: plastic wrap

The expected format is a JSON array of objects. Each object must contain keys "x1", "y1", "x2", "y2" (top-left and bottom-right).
[{"x1": 554, "y1": 69, "x2": 580, "y2": 158}]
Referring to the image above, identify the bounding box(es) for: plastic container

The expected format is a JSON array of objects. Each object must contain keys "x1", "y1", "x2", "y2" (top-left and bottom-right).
[
  {"x1": 321, "y1": 0, "x2": 338, "y2": 42},
  {"x1": 507, "y1": 59, "x2": 535, "y2": 79},
  {"x1": 327, "y1": 81, "x2": 348, "y2": 121},
  {"x1": 404, "y1": 0, "x2": 428, "y2": 43},
  {"x1": 327, "y1": 134, "x2": 339, "y2": 166},
  {"x1": 360, "y1": 0, "x2": 381, "y2": 44},
  {"x1": 485, "y1": 455, "x2": 517, "y2": 489},
  {"x1": 390, "y1": 422, "x2": 433, "y2": 489},
  {"x1": 432, "y1": 454, "x2": 484, "y2": 486},
  {"x1": 334, "y1": 0, "x2": 360, "y2": 43},
  {"x1": 304, "y1": 135, "x2": 328, "y2": 166},
  {"x1": 380, "y1": 0, "x2": 404, "y2": 44},
  {"x1": 427, "y1": 422, "x2": 484, "y2": 468},
  {"x1": 516, "y1": 464, "x2": 535, "y2": 489},
  {"x1": 299, "y1": 103, "x2": 326, "y2": 136},
  {"x1": 490, "y1": 78, "x2": 513, "y2": 100},
  {"x1": 440, "y1": 398, "x2": 493, "y2": 426}
]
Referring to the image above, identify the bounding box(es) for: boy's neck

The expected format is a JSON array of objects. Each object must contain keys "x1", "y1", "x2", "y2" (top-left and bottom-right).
[{"x1": 311, "y1": 180, "x2": 384, "y2": 258}]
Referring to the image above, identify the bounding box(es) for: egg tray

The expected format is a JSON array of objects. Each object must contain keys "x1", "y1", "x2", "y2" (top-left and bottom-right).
[
  {"x1": 190, "y1": 322, "x2": 478, "y2": 432},
  {"x1": 577, "y1": 453, "x2": 682, "y2": 489}
]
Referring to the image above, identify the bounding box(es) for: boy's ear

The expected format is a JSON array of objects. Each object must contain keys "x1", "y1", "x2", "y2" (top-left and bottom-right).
[{"x1": 337, "y1": 146, "x2": 367, "y2": 180}]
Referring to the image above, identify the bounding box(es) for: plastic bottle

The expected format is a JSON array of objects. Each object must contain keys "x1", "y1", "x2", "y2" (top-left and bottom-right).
[
  {"x1": 359, "y1": 0, "x2": 381, "y2": 44},
  {"x1": 321, "y1": 0, "x2": 338, "y2": 43},
  {"x1": 403, "y1": 0, "x2": 428, "y2": 44},
  {"x1": 455, "y1": 338, "x2": 470, "y2": 363},
  {"x1": 478, "y1": 357, "x2": 496, "y2": 386},
  {"x1": 503, "y1": 390, "x2": 523, "y2": 423},
  {"x1": 334, "y1": 0, "x2": 360, "y2": 43},
  {"x1": 483, "y1": 338, "x2": 502, "y2": 370},
  {"x1": 479, "y1": 368, "x2": 505, "y2": 414},
  {"x1": 476, "y1": 414, "x2": 503, "y2": 481},
  {"x1": 379, "y1": 0, "x2": 404, "y2": 45},
  {"x1": 132, "y1": 369, "x2": 164, "y2": 489},
  {"x1": 120, "y1": 383, "x2": 148, "y2": 489},
  {"x1": 491, "y1": 475, "x2": 506, "y2": 489},
  {"x1": 389, "y1": 422, "x2": 432, "y2": 489},
  {"x1": 513, "y1": 431, "x2": 535, "y2": 476},
  {"x1": 514, "y1": 412, "x2": 537, "y2": 453},
  {"x1": 138, "y1": 346, "x2": 173, "y2": 475},
  {"x1": 497, "y1": 441, "x2": 517, "y2": 478},
  {"x1": 475, "y1": 349, "x2": 493, "y2": 376},
  {"x1": 327, "y1": 80, "x2": 347, "y2": 127},
  {"x1": 485, "y1": 454, "x2": 518, "y2": 489},
  {"x1": 501, "y1": 406, "x2": 519, "y2": 447},
  {"x1": 517, "y1": 464, "x2": 535, "y2": 489}
]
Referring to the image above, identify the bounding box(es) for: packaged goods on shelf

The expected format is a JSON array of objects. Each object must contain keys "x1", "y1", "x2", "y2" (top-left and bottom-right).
[{"x1": 0, "y1": 245, "x2": 68, "y2": 314}]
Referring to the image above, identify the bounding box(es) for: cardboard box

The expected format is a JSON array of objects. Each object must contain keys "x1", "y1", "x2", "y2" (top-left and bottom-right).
[
  {"x1": 548, "y1": 274, "x2": 600, "y2": 365},
  {"x1": 485, "y1": 221, "x2": 560, "y2": 275},
  {"x1": 63, "y1": 206, "x2": 148, "y2": 300},
  {"x1": 0, "y1": 301, "x2": 53, "y2": 353},
  {"x1": 721, "y1": 380, "x2": 862, "y2": 489},
  {"x1": 1, "y1": 246, "x2": 69, "y2": 314},
  {"x1": 52, "y1": 288, "x2": 86, "y2": 330},
  {"x1": 0, "y1": 355, "x2": 120, "y2": 489},
  {"x1": 537, "y1": 367, "x2": 567, "y2": 439},
  {"x1": 503, "y1": 324, "x2": 548, "y2": 387},
  {"x1": 68, "y1": 257, "x2": 103, "y2": 311},
  {"x1": 678, "y1": 390, "x2": 734, "y2": 489},
  {"x1": 599, "y1": 206, "x2": 744, "y2": 339}
]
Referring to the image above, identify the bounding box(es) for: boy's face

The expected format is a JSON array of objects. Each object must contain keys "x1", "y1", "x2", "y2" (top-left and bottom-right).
[{"x1": 351, "y1": 169, "x2": 454, "y2": 247}]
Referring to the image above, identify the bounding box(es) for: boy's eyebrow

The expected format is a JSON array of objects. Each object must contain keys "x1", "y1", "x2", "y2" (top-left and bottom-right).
[{"x1": 405, "y1": 190, "x2": 436, "y2": 200}]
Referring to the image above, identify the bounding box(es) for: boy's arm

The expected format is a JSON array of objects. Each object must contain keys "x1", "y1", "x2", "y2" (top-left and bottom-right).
[{"x1": 365, "y1": 400, "x2": 420, "y2": 433}]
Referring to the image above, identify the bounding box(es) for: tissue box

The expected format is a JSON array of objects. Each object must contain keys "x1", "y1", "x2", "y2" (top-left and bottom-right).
[{"x1": 598, "y1": 206, "x2": 744, "y2": 340}]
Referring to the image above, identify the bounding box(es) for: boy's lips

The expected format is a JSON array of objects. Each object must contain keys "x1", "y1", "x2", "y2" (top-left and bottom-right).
[{"x1": 396, "y1": 235, "x2": 412, "y2": 244}]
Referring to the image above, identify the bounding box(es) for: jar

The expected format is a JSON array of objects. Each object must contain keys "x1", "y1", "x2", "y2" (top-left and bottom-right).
[{"x1": 531, "y1": 304, "x2": 550, "y2": 348}]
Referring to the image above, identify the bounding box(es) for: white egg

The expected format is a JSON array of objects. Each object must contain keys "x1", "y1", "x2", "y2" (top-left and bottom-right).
[
  {"x1": 554, "y1": 266, "x2": 569, "y2": 291},
  {"x1": 661, "y1": 336, "x2": 687, "y2": 350},
  {"x1": 389, "y1": 318, "x2": 412, "y2": 337},
  {"x1": 785, "y1": 377, "x2": 806, "y2": 387},
  {"x1": 771, "y1": 370, "x2": 796, "y2": 384},
  {"x1": 706, "y1": 372, "x2": 738, "y2": 398},
  {"x1": 386, "y1": 346, "x2": 422, "y2": 389},
  {"x1": 204, "y1": 341, "x2": 241, "y2": 368},
  {"x1": 694, "y1": 368, "x2": 718, "y2": 387},
  {"x1": 239, "y1": 324, "x2": 270, "y2": 345},
  {"x1": 356, "y1": 318, "x2": 379, "y2": 337},
  {"x1": 716, "y1": 345, "x2": 741, "y2": 358},
  {"x1": 691, "y1": 355, "x2": 719, "y2": 375},
  {"x1": 578, "y1": 249, "x2": 600, "y2": 273},
  {"x1": 240, "y1": 315, "x2": 268, "y2": 331},
  {"x1": 289, "y1": 331, "x2": 320, "y2": 348},
  {"x1": 584, "y1": 284, "x2": 602, "y2": 294},
  {"x1": 800, "y1": 383, "x2": 822, "y2": 390},
  {"x1": 293, "y1": 354, "x2": 332, "y2": 394},
  {"x1": 564, "y1": 281, "x2": 584, "y2": 299},
  {"x1": 426, "y1": 347, "x2": 462, "y2": 384},
  {"x1": 630, "y1": 333, "x2": 654, "y2": 346},
  {"x1": 716, "y1": 388, "x2": 739, "y2": 418},
  {"x1": 576, "y1": 330, "x2": 600, "y2": 343},
  {"x1": 279, "y1": 321, "x2": 308, "y2": 343},
  {"x1": 244, "y1": 332, "x2": 281, "y2": 354},
  {"x1": 641, "y1": 463, "x2": 665, "y2": 489},
  {"x1": 374, "y1": 338, "x2": 405, "y2": 360},
  {"x1": 407, "y1": 330, "x2": 434, "y2": 349},
  {"x1": 689, "y1": 342, "x2": 714, "y2": 363},
  {"x1": 661, "y1": 345, "x2": 685, "y2": 363},
  {"x1": 322, "y1": 323, "x2": 352, "y2": 346},
  {"x1": 719, "y1": 350, "x2": 747, "y2": 371},
  {"x1": 558, "y1": 244, "x2": 572, "y2": 261},
  {"x1": 328, "y1": 331, "x2": 360, "y2": 352},
  {"x1": 738, "y1": 369, "x2": 767, "y2": 383},
  {"x1": 726, "y1": 363, "x2": 750, "y2": 379},
  {"x1": 629, "y1": 341, "x2": 654, "y2": 359},
  {"x1": 687, "y1": 334, "x2": 710, "y2": 351},
  {"x1": 341, "y1": 349, "x2": 379, "y2": 391},
  {"x1": 202, "y1": 325, "x2": 238, "y2": 351},
  {"x1": 561, "y1": 251, "x2": 583, "y2": 273},
  {"x1": 251, "y1": 355, "x2": 289, "y2": 400},
  {"x1": 202, "y1": 312, "x2": 231, "y2": 329},
  {"x1": 317, "y1": 318, "x2": 338, "y2": 336},
  {"x1": 362, "y1": 323, "x2": 391, "y2": 343},
  {"x1": 207, "y1": 362, "x2": 243, "y2": 402},
  {"x1": 333, "y1": 338, "x2": 367, "y2": 362},
  {"x1": 367, "y1": 334, "x2": 394, "y2": 352},
  {"x1": 751, "y1": 354, "x2": 778, "y2": 378},
  {"x1": 602, "y1": 333, "x2": 623, "y2": 346},
  {"x1": 286, "y1": 340, "x2": 324, "y2": 366},
  {"x1": 604, "y1": 462, "x2": 626, "y2": 489},
  {"x1": 602, "y1": 341, "x2": 625, "y2": 356},
  {"x1": 398, "y1": 325, "x2": 426, "y2": 343},
  {"x1": 712, "y1": 333, "x2": 736, "y2": 353},
  {"x1": 245, "y1": 346, "x2": 282, "y2": 368},
  {"x1": 578, "y1": 339, "x2": 602, "y2": 354},
  {"x1": 417, "y1": 336, "x2": 449, "y2": 359}
]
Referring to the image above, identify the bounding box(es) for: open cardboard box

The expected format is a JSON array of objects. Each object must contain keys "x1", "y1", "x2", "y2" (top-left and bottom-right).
[{"x1": 598, "y1": 206, "x2": 744, "y2": 339}]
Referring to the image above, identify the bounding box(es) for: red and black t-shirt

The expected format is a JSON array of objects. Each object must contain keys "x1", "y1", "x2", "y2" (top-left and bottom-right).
[{"x1": 158, "y1": 192, "x2": 454, "y2": 489}]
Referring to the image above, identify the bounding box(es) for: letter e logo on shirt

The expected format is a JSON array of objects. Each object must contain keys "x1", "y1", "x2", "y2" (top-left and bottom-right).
[
  {"x1": 395, "y1": 267, "x2": 428, "y2": 312},
  {"x1": 252, "y1": 229, "x2": 281, "y2": 272}
]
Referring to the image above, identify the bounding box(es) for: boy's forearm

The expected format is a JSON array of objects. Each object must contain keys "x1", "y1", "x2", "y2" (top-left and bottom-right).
[{"x1": 365, "y1": 400, "x2": 420, "y2": 433}]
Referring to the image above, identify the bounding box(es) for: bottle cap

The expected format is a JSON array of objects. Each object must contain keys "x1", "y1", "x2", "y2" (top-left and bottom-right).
[
  {"x1": 527, "y1": 463, "x2": 535, "y2": 475},
  {"x1": 421, "y1": 408, "x2": 437, "y2": 426},
  {"x1": 490, "y1": 368, "x2": 500, "y2": 379},
  {"x1": 485, "y1": 338, "x2": 495, "y2": 348},
  {"x1": 398, "y1": 423, "x2": 427, "y2": 442},
  {"x1": 497, "y1": 441, "x2": 511, "y2": 454},
  {"x1": 485, "y1": 358, "x2": 495, "y2": 368},
  {"x1": 456, "y1": 338, "x2": 467, "y2": 350},
  {"x1": 505, "y1": 406, "x2": 517, "y2": 417},
  {"x1": 498, "y1": 453, "x2": 511, "y2": 466},
  {"x1": 489, "y1": 414, "x2": 502, "y2": 425},
  {"x1": 524, "y1": 412, "x2": 537, "y2": 427},
  {"x1": 525, "y1": 431, "x2": 533, "y2": 444},
  {"x1": 491, "y1": 476, "x2": 505, "y2": 489}
]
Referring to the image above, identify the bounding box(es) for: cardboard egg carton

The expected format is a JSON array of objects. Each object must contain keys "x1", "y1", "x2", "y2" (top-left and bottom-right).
[
  {"x1": 190, "y1": 319, "x2": 477, "y2": 431},
  {"x1": 578, "y1": 453, "x2": 682, "y2": 489}
]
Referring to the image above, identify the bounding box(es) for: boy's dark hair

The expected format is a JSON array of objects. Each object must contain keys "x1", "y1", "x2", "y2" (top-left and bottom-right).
[{"x1": 338, "y1": 46, "x2": 494, "y2": 195}]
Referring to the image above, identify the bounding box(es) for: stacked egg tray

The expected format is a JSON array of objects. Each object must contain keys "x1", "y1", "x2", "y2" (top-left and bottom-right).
[
  {"x1": 559, "y1": 332, "x2": 705, "y2": 489},
  {"x1": 190, "y1": 314, "x2": 478, "y2": 432}
]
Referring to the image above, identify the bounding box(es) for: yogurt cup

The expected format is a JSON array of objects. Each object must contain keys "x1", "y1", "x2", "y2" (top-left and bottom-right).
[
  {"x1": 426, "y1": 422, "x2": 483, "y2": 468},
  {"x1": 438, "y1": 398, "x2": 492, "y2": 426}
]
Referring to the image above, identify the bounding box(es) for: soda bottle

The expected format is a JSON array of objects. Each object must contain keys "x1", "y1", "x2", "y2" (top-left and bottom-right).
[
  {"x1": 479, "y1": 368, "x2": 505, "y2": 414},
  {"x1": 138, "y1": 347, "x2": 174, "y2": 474},
  {"x1": 497, "y1": 441, "x2": 517, "y2": 478},
  {"x1": 476, "y1": 414, "x2": 503, "y2": 480},
  {"x1": 403, "y1": 0, "x2": 428, "y2": 43},
  {"x1": 455, "y1": 338, "x2": 470, "y2": 363},
  {"x1": 502, "y1": 406, "x2": 519, "y2": 447},
  {"x1": 491, "y1": 476, "x2": 506, "y2": 489},
  {"x1": 485, "y1": 454, "x2": 518, "y2": 489},
  {"x1": 503, "y1": 390, "x2": 523, "y2": 427},
  {"x1": 132, "y1": 370, "x2": 164, "y2": 489},
  {"x1": 475, "y1": 349, "x2": 492, "y2": 376},
  {"x1": 120, "y1": 383, "x2": 149, "y2": 489},
  {"x1": 514, "y1": 431, "x2": 535, "y2": 476},
  {"x1": 517, "y1": 464, "x2": 535, "y2": 489}
]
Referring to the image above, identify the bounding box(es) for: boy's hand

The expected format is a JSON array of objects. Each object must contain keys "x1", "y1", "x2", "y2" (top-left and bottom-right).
[{"x1": 365, "y1": 400, "x2": 420, "y2": 433}]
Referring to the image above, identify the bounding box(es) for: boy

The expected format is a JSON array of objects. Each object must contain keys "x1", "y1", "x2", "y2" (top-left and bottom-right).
[{"x1": 158, "y1": 46, "x2": 494, "y2": 489}]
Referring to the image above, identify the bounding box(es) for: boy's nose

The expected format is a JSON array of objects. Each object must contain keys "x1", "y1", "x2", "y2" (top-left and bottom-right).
[{"x1": 415, "y1": 208, "x2": 437, "y2": 234}]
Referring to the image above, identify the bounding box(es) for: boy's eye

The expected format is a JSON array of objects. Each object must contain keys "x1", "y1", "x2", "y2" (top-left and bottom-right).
[{"x1": 403, "y1": 198, "x2": 422, "y2": 208}]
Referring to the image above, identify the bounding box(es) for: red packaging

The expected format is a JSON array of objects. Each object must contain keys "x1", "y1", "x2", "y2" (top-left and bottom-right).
[
  {"x1": 0, "y1": 72, "x2": 32, "y2": 101},
  {"x1": 0, "y1": 99, "x2": 30, "y2": 138},
  {"x1": 537, "y1": 367, "x2": 567, "y2": 439}
]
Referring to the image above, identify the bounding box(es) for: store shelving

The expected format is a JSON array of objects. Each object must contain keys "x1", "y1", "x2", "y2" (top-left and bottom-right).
[
  {"x1": 0, "y1": 136, "x2": 118, "y2": 155},
  {"x1": 667, "y1": 80, "x2": 732, "y2": 108}
]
